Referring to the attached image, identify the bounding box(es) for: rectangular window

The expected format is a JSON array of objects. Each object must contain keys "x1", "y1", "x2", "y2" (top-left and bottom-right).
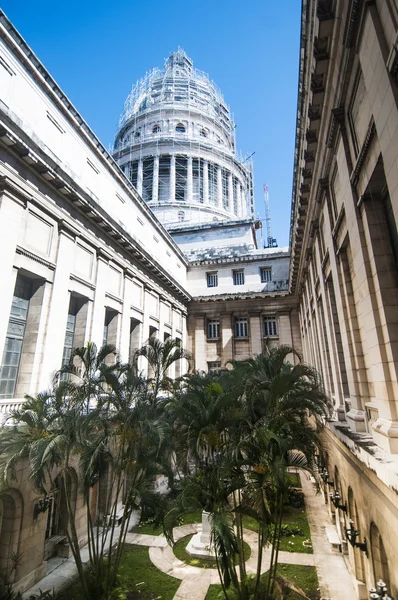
[
  {"x1": 263, "y1": 316, "x2": 278, "y2": 337},
  {"x1": 207, "y1": 272, "x2": 218, "y2": 288},
  {"x1": 233, "y1": 270, "x2": 245, "y2": 286},
  {"x1": 62, "y1": 313, "x2": 76, "y2": 367},
  {"x1": 260, "y1": 267, "x2": 272, "y2": 283},
  {"x1": 207, "y1": 319, "x2": 220, "y2": 339},
  {"x1": 0, "y1": 297, "x2": 29, "y2": 399},
  {"x1": 208, "y1": 361, "x2": 221, "y2": 372},
  {"x1": 235, "y1": 318, "x2": 248, "y2": 338}
]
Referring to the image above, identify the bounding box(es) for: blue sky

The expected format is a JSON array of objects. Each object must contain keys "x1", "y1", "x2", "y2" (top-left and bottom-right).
[{"x1": 2, "y1": 1, "x2": 301, "y2": 246}]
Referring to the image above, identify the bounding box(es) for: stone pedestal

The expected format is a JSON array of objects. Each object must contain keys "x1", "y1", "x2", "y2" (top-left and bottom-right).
[{"x1": 186, "y1": 511, "x2": 216, "y2": 558}]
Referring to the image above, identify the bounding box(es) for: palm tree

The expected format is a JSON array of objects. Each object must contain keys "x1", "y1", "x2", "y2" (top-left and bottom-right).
[
  {"x1": 134, "y1": 337, "x2": 192, "y2": 401},
  {"x1": 166, "y1": 347, "x2": 330, "y2": 600}
]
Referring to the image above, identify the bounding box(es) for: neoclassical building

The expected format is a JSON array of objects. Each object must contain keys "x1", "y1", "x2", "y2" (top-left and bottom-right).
[
  {"x1": 0, "y1": 13, "x2": 296, "y2": 593},
  {"x1": 291, "y1": 0, "x2": 398, "y2": 596},
  {"x1": 2, "y1": 0, "x2": 398, "y2": 596}
]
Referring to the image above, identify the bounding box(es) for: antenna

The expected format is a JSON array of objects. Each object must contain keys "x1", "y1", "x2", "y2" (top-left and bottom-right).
[{"x1": 263, "y1": 182, "x2": 277, "y2": 248}]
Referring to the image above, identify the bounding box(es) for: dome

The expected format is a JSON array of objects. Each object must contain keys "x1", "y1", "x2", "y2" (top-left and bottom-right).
[
  {"x1": 113, "y1": 49, "x2": 254, "y2": 227},
  {"x1": 116, "y1": 48, "x2": 235, "y2": 146}
]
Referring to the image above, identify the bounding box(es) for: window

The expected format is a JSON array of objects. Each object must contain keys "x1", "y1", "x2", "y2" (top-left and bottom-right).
[
  {"x1": 175, "y1": 123, "x2": 185, "y2": 133},
  {"x1": 263, "y1": 316, "x2": 278, "y2": 337},
  {"x1": 260, "y1": 267, "x2": 272, "y2": 283},
  {"x1": 235, "y1": 318, "x2": 248, "y2": 338},
  {"x1": 178, "y1": 211, "x2": 185, "y2": 222},
  {"x1": 134, "y1": 131, "x2": 141, "y2": 138},
  {"x1": 207, "y1": 319, "x2": 220, "y2": 339},
  {"x1": 233, "y1": 270, "x2": 245, "y2": 286},
  {"x1": 207, "y1": 272, "x2": 218, "y2": 288},
  {"x1": 0, "y1": 287, "x2": 30, "y2": 399},
  {"x1": 200, "y1": 129, "x2": 207, "y2": 138},
  {"x1": 152, "y1": 125, "x2": 160, "y2": 134},
  {"x1": 208, "y1": 361, "x2": 221, "y2": 372},
  {"x1": 62, "y1": 313, "x2": 76, "y2": 367}
]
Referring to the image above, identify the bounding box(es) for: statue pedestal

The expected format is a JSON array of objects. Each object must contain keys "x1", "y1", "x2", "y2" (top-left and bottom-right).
[{"x1": 186, "y1": 511, "x2": 216, "y2": 558}]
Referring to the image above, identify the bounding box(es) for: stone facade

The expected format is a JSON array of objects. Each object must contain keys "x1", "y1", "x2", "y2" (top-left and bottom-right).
[
  {"x1": 291, "y1": 0, "x2": 398, "y2": 596},
  {"x1": 1, "y1": 1, "x2": 398, "y2": 596}
]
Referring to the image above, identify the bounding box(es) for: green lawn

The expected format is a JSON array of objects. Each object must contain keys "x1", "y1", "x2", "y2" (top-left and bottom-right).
[
  {"x1": 59, "y1": 544, "x2": 181, "y2": 600},
  {"x1": 115, "y1": 544, "x2": 180, "y2": 600},
  {"x1": 131, "y1": 510, "x2": 203, "y2": 536},
  {"x1": 205, "y1": 564, "x2": 320, "y2": 600},
  {"x1": 173, "y1": 534, "x2": 251, "y2": 569},
  {"x1": 242, "y1": 505, "x2": 312, "y2": 554}
]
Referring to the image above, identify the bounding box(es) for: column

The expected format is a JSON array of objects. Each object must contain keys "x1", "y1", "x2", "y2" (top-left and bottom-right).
[
  {"x1": 203, "y1": 160, "x2": 209, "y2": 205},
  {"x1": 187, "y1": 156, "x2": 193, "y2": 203},
  {"x1": 221, "y1": 314, "x2": 234, "y2": 365},
  {"x1": 90, "y1": 249, "x2": 111, "y2": 351},
  {"x1": 236, "y1": 184, "x2": 242, "y2": 218},
  {"x1": 169, "y1": 155, "x2": 176, "y2": 203},
  {"x1": 0, "y1": 192, "x2": 25, "y2": 353},
  {"x1": 119, "y1": 270, "x2": 134, "y2": 363},
  {"x1": 240, "y1": 184, "x2": 246, "y2": 217},
  {"x1": 137, "y1": 160, "x2": 143, "y2": 196},
  {"x1": 194, "y1": 316, "x2": 206, "y2": 371},
  {"x1": 38, "y1": 222, "x2": 76, "y2": 390},
  {"x1": 217, "y1": 166, "x2": 223, "y2": 209},
  {"x1": 152, "y1": 155, "x2": 159, "y2": 204},
  {"x1": 249, "y1": 314, "x2": 262, "y2": 355},
  {"x1": 228, "y1": 172, "x2": 233, "y2": 213}
]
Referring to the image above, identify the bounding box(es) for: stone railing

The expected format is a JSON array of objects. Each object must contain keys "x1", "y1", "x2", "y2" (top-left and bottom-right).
[{"x1": 0, "y1": 398, "x2": 25, "y2": 424}]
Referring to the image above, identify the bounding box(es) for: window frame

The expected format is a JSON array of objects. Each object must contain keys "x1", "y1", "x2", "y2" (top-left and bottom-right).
[
  {"x1": 233, "y1": 270, "x2": 245, "y2": 286},
  {"x1": 260, "y1": 267, "x2": 272, "y2": 283},
  {"x1": 207, "y1": 319, "x2": 220, "y2": 340},
  {"x1": 263, "y1": 315, "x2": 278, "y2": 338},
  {"x1": 235, "y1": 317, "x2": 248, "y2": 339},
  {"x1": 207, "y1": 272, "x2": 218, "y2": 288}
]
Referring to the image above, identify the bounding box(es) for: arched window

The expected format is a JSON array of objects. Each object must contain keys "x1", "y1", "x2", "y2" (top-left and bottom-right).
[
  {"x1": 175, "y1": 123, "x2": 185, "y2": 133},
  {"x1": 178, "y1": 211, "x2": 185, "y2": 222},
  {"x1": 347, "y1": 488, "x2": 365, "y2": 583},
  {"x1": 152, "y1": 125, "x2": 160, "y2": 134},
  {"x1": 134, "y1": 131, "x2": 141, "y2": 138},
  {"x1": 200, "y1": 129, "x2": 207, "y2": 138},
  {"x1": 370, "y1": 523, "x2": 390, "y2": 588}
]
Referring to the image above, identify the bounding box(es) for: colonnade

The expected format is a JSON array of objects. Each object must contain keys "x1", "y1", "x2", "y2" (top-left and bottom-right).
[{"x1": 130, "y1": 154, "x2": 247, "y2": 217}]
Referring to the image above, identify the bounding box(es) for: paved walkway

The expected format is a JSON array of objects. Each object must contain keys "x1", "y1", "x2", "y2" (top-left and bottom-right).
[
  {"x1": 300, "y1": 473, "x2": 357, "y2": 600},
  {"x1": 22, "y1": 478, "x2": 357, "y2": 600}
]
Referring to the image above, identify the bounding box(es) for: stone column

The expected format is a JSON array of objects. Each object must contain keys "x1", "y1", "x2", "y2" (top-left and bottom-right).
[
  {"x1": 221, "y1": 314, "x2": 234, "y2": 365},
  {"x1": 90, "y1": 249, "x2": 111, "y2": 350},
  {"x1": 137, "y1": 160, "x2": 143, "y2": 196},
  {"x1": 236, "y1": 184, "x2": 242, "y2": 217},
  {"x1": 38, "y1": 221, "x2": 77, "y2": 390},
  {"x1": 217, "y1": 166, "x2": 223, "y2": 209},
  {"x1": 169, "y1": 155, "x2": 176, "y2": 203},
  {"x1": 0, "y1": 191, "x2": 25, "y2": 353},
  {"x1": 187, "y1": 156, "x2": 193, "y2": 203},
  {"x1": 194, "y1": 316, "x2": 206, "y2": 371},
  {"x1": 249, "y1": 314, "x2": 262, "y2": 355},
  {"x1": 152, "y1": 155, "x2": 159, "y2": 203},
  {"x1": 239, "y1": 184, "x2": 246, "y2": 217},
  {"x1": 119, "y1": 269, "x2": 134, "y2": 363},
  {"x1": 228, "y1": 172, "x2": 233, "y2": 213},
  {"x1": 203, "y1": 160, "x2": 209, "y2": 205}
]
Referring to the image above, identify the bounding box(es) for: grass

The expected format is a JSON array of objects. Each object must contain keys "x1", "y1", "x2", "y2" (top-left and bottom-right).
[
  {"x1": 115, "y1": 544, "x2": 180, "y2": 600},
  {"x1": 131, "y1": 510, "x2": 203, "y2": 536},
  {"x1": 242, "y1": 504, "x2": 312, "y2": 554},
  {"x1": 173, "y1": 534, "x2": 251, "y2": 569},
  {"x1": 278, "y1": 506, "x2": 312, "y2": 554},
  {"x1": 205, "y1": 564, "x2": 320, "y2": 600},
  {"x1": 58, "y1": 544, "x2": 180, "y2": 600}
]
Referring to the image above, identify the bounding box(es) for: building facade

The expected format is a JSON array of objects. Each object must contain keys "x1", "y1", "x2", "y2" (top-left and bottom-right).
[{"x1": 291, "y1": 0, "x2": 398, "y2": 596}]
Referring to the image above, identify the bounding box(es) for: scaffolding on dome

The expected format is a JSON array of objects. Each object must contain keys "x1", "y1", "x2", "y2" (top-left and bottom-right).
[{"x1": 113, "y1": 49, "x2": 254, "y2": 227}]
